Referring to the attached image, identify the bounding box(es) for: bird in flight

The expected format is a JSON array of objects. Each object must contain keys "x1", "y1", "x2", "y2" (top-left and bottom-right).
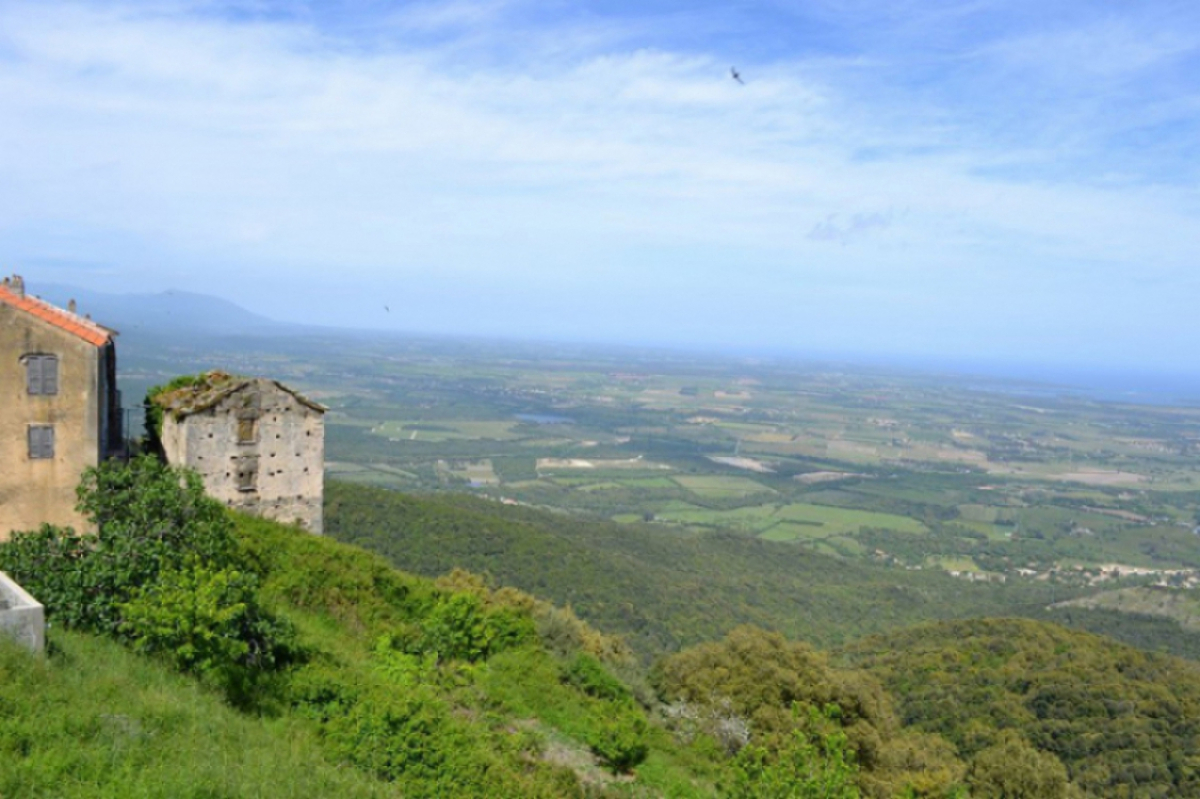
[
  {"x1": 731, "y1": 67, "x2": 744, "y2": 85},
  {"x1": 384, "y1": 305, "x2": 390, "y2": 313}
]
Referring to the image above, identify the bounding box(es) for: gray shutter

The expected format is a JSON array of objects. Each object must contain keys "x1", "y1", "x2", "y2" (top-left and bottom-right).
[
  {"x1": 26, "y1": 357, "x2": 42, "y2": 395},
  {"x1": 28, "y1": 426, "x2": 54, "y2": 459},
  {"x1": 43, "y1": 357, "x2": 58, "y2": 395}
]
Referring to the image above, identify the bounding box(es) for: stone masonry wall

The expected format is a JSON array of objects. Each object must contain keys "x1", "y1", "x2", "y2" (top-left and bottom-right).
[{"x1": 160, "y1": 381, "x2": 324, "y2": 534}]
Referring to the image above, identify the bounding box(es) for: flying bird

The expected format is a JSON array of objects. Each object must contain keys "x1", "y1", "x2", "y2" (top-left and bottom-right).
[{"x1": 730, "y1": 67, "x2": 744, "y2": 85}]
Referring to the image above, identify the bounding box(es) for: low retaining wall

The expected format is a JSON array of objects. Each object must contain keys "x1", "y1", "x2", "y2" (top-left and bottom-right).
[{"x1": 0, "y1": 572, "x2": 45, "y2": 653}]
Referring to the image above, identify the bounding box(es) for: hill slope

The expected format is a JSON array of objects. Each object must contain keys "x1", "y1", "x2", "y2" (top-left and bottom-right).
[
  {"x1": 325, "y1": 482, "x2": 1071, "y2": 658},
  {"x1": 840, "y1": 618, "x2": 1200, "y2": 798}
]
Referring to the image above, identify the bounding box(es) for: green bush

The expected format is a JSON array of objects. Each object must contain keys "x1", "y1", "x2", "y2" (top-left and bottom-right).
[
  {"x1": 417, "y1": 592, "x2": 535, "y2": 662},
  {"x1": 120, "y1": 563, "x2": 299, "y2": 699},
  {"x1": 727, "y1": 706, "x2": 860, "y2": 799},
  {"x1": 0, "y1": 456, "x2": 239, "y2": 634},
  {"x1": 585, "y1": 705, "x2": 650, "y2": 774},
  {"x1": 562, "y1": 652, "x2": 631, "y2": 702},
  {"x1": 0, "y1": 457, "x2": 294, "y2": 701}
]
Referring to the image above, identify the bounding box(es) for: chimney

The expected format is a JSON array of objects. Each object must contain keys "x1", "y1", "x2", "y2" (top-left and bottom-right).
[
  {"x1": 12, "y1": 275, "x2": 24, "y2": 297},
  {"x1": 68, "y1": 299, "x2": 77, "y2": 314}
]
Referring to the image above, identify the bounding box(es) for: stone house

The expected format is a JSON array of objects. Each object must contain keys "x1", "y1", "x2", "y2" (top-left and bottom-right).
[
  {"x1": 0, "y1": 275, "x2": 123, "y2": 540},
  {"x1": 152, "y1": 371, "x2": 325, "y2": 534}
]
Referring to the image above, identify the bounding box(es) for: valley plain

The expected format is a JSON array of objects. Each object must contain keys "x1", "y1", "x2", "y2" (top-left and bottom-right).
[{"x1": 121, "y1": 330, "x2": 1200, "y2": 640}]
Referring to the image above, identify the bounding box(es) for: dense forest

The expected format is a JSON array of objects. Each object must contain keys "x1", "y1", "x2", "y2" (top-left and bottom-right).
[{"x1": 324, "y1": 481, "x2": 1200, "y2": 662}]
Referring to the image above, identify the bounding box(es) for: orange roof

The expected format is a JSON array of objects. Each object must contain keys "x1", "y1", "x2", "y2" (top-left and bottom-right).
[{"x1": 0, "y1": 284, "x2": 114, "y2": 347}]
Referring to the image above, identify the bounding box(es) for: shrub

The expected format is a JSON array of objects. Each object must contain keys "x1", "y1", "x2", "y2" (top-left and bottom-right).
[
  {"x1": 0, "y1": 456, "x2": 239, "y2": 634},
  {"x1": 585, "y1": 706, "x2": 650, "y2": 774},
  {"x1": 727, "y1": 706, "x2": 860, "y2": 799},
  {"x1": 417, "y1": 593, "x2": 535, "y2": 662},
  {"x1": 120, "y1": 563, "x2": 299, "y2": 699},
  {"x1": 0, "y1": 457, "x2": 294, "y2": 702},
  {"x1": 562, "y1": 652, "x2": 631, "y2": 702}
]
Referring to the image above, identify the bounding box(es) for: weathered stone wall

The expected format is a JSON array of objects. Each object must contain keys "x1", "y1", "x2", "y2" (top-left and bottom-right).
[
  {"x1": 0, "y1": 305, "x2": 101, "y2": 540},
  {"x1": 161, "y1": 380, "x2": 324, "y2": 534},
  {"x1": 0, "y1": 571, "x2": 45, "y2": 653}
]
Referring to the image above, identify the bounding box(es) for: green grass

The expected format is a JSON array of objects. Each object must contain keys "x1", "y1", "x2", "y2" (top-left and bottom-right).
[
  {"x1": 671, "y1": 475, "x2": 773, "y2": 497},
  {"x1": 656, "y1": 502, "x2": 927, "y2": 540},
  {"x1": 0, "y1": 632, "x2": 391, "y2": 799},
  {"x1": 374, "y1": 420, "x2": 521, "y2": 442}
]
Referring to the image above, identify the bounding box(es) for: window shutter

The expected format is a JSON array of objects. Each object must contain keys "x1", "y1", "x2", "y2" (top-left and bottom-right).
[
  {"x1": 28, "y1": 426, "x2": 54, "y2": 459},
  {"x1": 26, "y1": 357, "x2": 42, "y2": 395},
  {"x1": 42, "y1": 357, "x2": 58, "y2": 395}
]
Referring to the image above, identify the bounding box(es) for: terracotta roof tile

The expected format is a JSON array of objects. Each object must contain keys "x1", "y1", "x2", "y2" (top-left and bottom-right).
[{"x1": 0, "y1": 285, "x2": 114, "y2": 347}]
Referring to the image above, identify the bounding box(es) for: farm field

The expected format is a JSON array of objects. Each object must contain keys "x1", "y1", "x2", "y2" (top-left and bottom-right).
[{"x1": 119, "y1": 329, "x2": 1200, "y2": 587}]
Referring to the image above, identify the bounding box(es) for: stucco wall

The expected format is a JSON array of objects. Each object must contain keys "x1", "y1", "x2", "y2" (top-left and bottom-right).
[
  {"x1": 161, "y1": 381, "x2": 324, "y2": 534},
  {"x1": 0, "y1": 305, "x2": 101, "y2": 540}
]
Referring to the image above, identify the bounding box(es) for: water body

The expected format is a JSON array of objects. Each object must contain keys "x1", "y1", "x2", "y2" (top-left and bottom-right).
[{"x1": 515, "y1": 413, "x2": 573, "y2": 425}]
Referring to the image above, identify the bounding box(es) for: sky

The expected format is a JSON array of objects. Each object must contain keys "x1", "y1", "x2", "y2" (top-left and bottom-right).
[{"x1": 1, "y1": 0, "x2": 1198, "y2": 373}]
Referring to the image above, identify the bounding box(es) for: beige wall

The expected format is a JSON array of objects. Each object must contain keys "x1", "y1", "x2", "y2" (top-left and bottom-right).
[
  {"x1": 0, "y1": 306, "x2": 101, "y2": 540},
  {"x1": 161, "y1": 381, "x2": 324, "y2": 534}
]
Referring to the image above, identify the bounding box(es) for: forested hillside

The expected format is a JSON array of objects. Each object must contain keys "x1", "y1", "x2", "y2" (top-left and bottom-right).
[
  {"x1": 325, "y1": 481, "x2": 1200, "y2": 661},
  {"x1": 841, "y1": 619, "x2": 1200, "y2": 798}
]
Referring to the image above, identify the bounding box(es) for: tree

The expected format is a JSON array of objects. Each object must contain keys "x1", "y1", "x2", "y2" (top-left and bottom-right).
[
  {"x1": 0, "y1": 455, "x2": 237, "y2": 633},
  {"x1": 0, "y1": 456, "x2": 295, "y2": 701},
  {"x1": 728, "y1": 706, "x2": 860, "y2": 799},
  {"x1": 968, "y1": 732, "x2": 1071, "y2": 799}
]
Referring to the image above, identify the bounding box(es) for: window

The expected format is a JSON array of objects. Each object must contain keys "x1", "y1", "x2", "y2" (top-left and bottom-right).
[
  {"x1": 28, "y1": 425, "x2": 54, "y2": 459},
  {"x1": 235, "y1": 456, "x2": 259, "y2": 492},
  {"x1": 237, "y1": 417, "x2": 257, "y2": 443},
  {"x1": 25, "y1": 355, "x2": 59, "y2": 396}
]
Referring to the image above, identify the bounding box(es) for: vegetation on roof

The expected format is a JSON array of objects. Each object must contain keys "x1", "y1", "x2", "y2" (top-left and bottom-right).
[{"x1": 144, "y1": 371, "x2": 240, "y2": 439}]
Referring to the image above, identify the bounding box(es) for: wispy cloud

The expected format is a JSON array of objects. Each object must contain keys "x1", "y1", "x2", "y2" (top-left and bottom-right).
[{"x1": 0, "y1": 0, "x2": 1197, "y2": 367}]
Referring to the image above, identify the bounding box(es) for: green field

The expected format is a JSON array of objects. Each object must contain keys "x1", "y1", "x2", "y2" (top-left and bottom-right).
[
  {"x1": 123, "y1": 325, "x2": 1200, "y2": 584},
  {"x1": 656, "y1": 501, "x2": 927, "y2": 541},
  {"x1": 374, "y1": 420, "x2": 521, "y2": 441},
  {"x1": 671, "y1": 475, "x2": 774, "y2": 497}
]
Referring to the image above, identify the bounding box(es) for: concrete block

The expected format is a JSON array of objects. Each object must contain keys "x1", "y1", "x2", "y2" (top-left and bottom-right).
[{"x1": 0, "y1": 571, "x2": 45, "y2": 653}]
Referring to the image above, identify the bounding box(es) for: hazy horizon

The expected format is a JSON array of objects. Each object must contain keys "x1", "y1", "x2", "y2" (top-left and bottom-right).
[{"x1": 2, "y1": 1, "x2": 1198, "y2": 374}]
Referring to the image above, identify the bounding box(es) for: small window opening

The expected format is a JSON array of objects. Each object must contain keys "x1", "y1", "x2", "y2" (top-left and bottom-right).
[{"x1": 28, "y1": 425, "x2": 55, "y2": 459}]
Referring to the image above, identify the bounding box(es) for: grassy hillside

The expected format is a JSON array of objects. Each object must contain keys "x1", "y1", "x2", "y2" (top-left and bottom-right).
[
  {"x1": 324, "y1": 481, "x2": 1200, "y2": 661},
  {"x1": 1, "y1": 511, "x2": 727, "y2": 798},
  {"x1": 0, "y1": 459, "x2": 721, "y2": 798},
  {"x1": 8, "y1": 459, "x2": 1200, "y2": 798},
  {"x1": 0, "y1": 631, "x2": 391, "y2": 799},
  {"x1": 840, "y1": 619, "x2": 1200, "y2": 798}
]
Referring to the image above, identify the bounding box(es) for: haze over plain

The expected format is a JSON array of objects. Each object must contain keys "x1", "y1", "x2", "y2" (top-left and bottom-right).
[{"x1": 1, "y1": 0, "x2": 1198, "y2": 373}]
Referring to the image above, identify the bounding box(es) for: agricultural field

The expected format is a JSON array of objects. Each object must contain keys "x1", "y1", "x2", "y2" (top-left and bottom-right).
[{"x1": 120, "y1": 329, "x2": 1200, "y2": 586}]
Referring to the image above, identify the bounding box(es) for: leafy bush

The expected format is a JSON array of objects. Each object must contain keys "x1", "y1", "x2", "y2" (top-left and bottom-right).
[
  {"x1": 1, "y1": 457, "x2": 240, "y2": 633},
  {"x1": 967, "y1": 732, "x2": 1072, "y2": 799},
  {"x1": 120, "y1": 563, "x2": 299, "y2": 698},
  {"x1": 562, "y1": 652, "x2": 631, "y2": 702},
  {"x1": 585, "y1": 705, "x2": 650, "y2": 774},
  {"x1": 727, "y1": 706, "x2": 860, "y2": 799},
  {"x1": 416, "y1": 592, "x2": 536, "y2": 662},
  {"x1": 0, "y1": 457, "x2": 295, "y2": 700}
]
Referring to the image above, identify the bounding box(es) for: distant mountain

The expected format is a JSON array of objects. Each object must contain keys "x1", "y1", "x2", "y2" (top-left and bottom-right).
[{"x1": 30, "y1": 283, "x2": 296, "y2": 336}]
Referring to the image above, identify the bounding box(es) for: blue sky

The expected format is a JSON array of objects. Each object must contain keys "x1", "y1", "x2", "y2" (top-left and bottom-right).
[{"x1": 1, "y1": 0, "x2": 1198, "y2": 372}]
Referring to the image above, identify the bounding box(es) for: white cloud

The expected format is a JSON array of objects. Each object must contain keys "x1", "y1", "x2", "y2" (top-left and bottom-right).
[{"x1": 0, "y1": 0, "x2": 1198, "y2": 366}]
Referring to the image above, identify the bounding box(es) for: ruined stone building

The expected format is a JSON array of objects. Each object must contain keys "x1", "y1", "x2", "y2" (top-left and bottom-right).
[
  {"x1": 152, "y1": 371, "x2": 325, "y2": 534},
  {"x1": 0, "y1": 275, "x2": 123, "y2": 540}
]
